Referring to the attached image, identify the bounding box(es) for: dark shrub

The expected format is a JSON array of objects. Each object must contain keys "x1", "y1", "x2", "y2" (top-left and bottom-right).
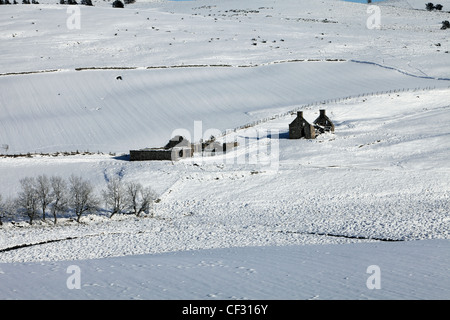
[{"x1": 112, "y1": 0, "x2": 124, "y2": 8}]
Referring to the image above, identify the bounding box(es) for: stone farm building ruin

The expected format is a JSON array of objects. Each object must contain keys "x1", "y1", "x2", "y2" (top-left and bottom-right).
[
  {"x1": 130, "y1": 136, "x2": 192, "y2": 161},
  {"x1": 130, "y1": 135, "x2": 237, "y2": 161},
  {"x1": 130, "y1": 109, "x2": 333, "y2": 161},
  {"x1": 289, "y1": 109, "x2": 334, "y2": 139}
]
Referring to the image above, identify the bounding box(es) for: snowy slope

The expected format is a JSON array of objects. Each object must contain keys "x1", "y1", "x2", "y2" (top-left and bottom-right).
[
  {"x1": 0, "y1": 0, "x2": 449, "y2": 300},
  {"x1": 1, "y1": 0, "x2": 449, "y2": 77},
  {"x1": 0, "y1": 87, "x2": 448, "y2": 263},
  {"x1": 0, "y1": 61, "x2": 448, "y2": 154},
  {"x1": 1, "y1": 240, "x2": 449, "y2": 300},
  {"x1": 1, "y1": 0, "x2": 449, "y2": 154}
]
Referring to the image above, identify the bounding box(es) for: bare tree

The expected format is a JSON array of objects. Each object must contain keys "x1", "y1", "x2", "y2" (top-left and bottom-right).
[
  {"x1": 102, "y1": 177, "x2": 126, "y2": 218},
  {"x1": 0, "y1": 195, "x2": 14, "y2": 226},
  {"x1": 17, "y1": 177, "x2": 38, "y2": 225},
  {"x1": 68, "y1": 175, "x2": 99, "y2": 223},
  {"x1": 35, "y1": 174, "x2": 52, "y2": 221},
  {"x1": 139, "y1": 186, "x2": 157, "y2": 217},
  {"x1": 50, "y1": 175, "x2": 68, "y2": 224},
  {"x1": 125, "y1": 182, "x2": 157, "y2": 217},
  {"x1": 125, "y1": 181, "x2": 142, "y2": 216},
  {"x1": 0, "y1": 194, "x2": 3, "y2": 226}
]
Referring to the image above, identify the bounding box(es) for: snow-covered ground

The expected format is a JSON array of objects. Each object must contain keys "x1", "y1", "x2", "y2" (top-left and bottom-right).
[
  {"x1": 1, "y1": 0, "x2": 450, "y2": 76},
  {"x1": 0, "y1": 0, "x2": 449, "y2": 300},
  {"x1": 1, "y1": 61, "x2": 448, "y2": 154},
  {"x1": 1, "y1": 240, "x2": 449, "y2": 300}
]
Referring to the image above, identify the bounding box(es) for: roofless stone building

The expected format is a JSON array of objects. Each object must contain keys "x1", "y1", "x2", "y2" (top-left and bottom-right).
[
  {"x1": 130, "y1": 136, "x2": 192, "y2": 161},
  {"x1": 130, "y1": 135, "x2": 238, "y2": 161},
  {"x1": 313, "y1": 109, "x2": 335, "y2": 134},
  {"x1": 289, "y1": 109, "x2": 334, "y2": 139},
  {"x1": 289, "y1": 111, "x2": 316, "y2": 139}
]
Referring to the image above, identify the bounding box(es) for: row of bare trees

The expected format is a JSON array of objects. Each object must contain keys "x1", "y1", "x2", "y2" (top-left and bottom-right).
[
  {"x1": 102, "y1": 178, "x2": 157, "y2": 219},
  {"x1": 0, "y1": 175, "x2": 157, "y2": 226}
]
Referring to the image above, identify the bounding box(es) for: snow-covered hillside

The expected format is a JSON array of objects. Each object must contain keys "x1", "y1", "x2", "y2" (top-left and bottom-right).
[
  {"x1": 0, "y1": 0, "x2": 449, "y2": 300},
  {"x1": 1, "y1": 240, "x2": 449, "y2": 300},
  {"x1": 1, "y1": 85, "x2": 448, "y2": 260},
  {"x1": 1, "y1": 61, "x2": 448, "y2": 154},
  {"x1": 1, "y1": 0, "x2": 449, "y2": 76}
]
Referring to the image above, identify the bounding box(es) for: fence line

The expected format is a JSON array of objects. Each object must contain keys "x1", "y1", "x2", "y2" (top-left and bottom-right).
[{"x1": 224, "y1": 85, "x2": 442, "y2": 137}]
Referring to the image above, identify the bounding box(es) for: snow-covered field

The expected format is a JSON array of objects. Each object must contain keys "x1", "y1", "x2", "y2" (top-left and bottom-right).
[
  {"x1": 1, "y1": 240, "x2": 449, "y2": 300},
  {"x1": 0, "y1": 0, "x2": 449, "y2": 300}
]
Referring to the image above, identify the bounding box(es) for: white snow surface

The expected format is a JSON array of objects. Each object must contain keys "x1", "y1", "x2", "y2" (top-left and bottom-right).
[
  {"x1": 0, "y1": 0, "x2": 449, "y2": 300},
  {"x1": 1, "y1": 240, "x2": 449, "y2": 300},
  {"x1": 1, "y1": 61, "x2": 449, "y2": 154}
]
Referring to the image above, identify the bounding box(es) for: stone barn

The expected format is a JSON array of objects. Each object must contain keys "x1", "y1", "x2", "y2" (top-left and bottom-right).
[
  {"x1": 289, "y1": 111, "x2": 316, "y2": 139},
  {"x1": 130, "y1": 136, "x2": 193, "y2": 161},
  {"x1": 313, "y1": 109, "x2": 335, "y2": 133},
  {"x1": 201, "y1": 141, "x2": 237, "y2": 155}
]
